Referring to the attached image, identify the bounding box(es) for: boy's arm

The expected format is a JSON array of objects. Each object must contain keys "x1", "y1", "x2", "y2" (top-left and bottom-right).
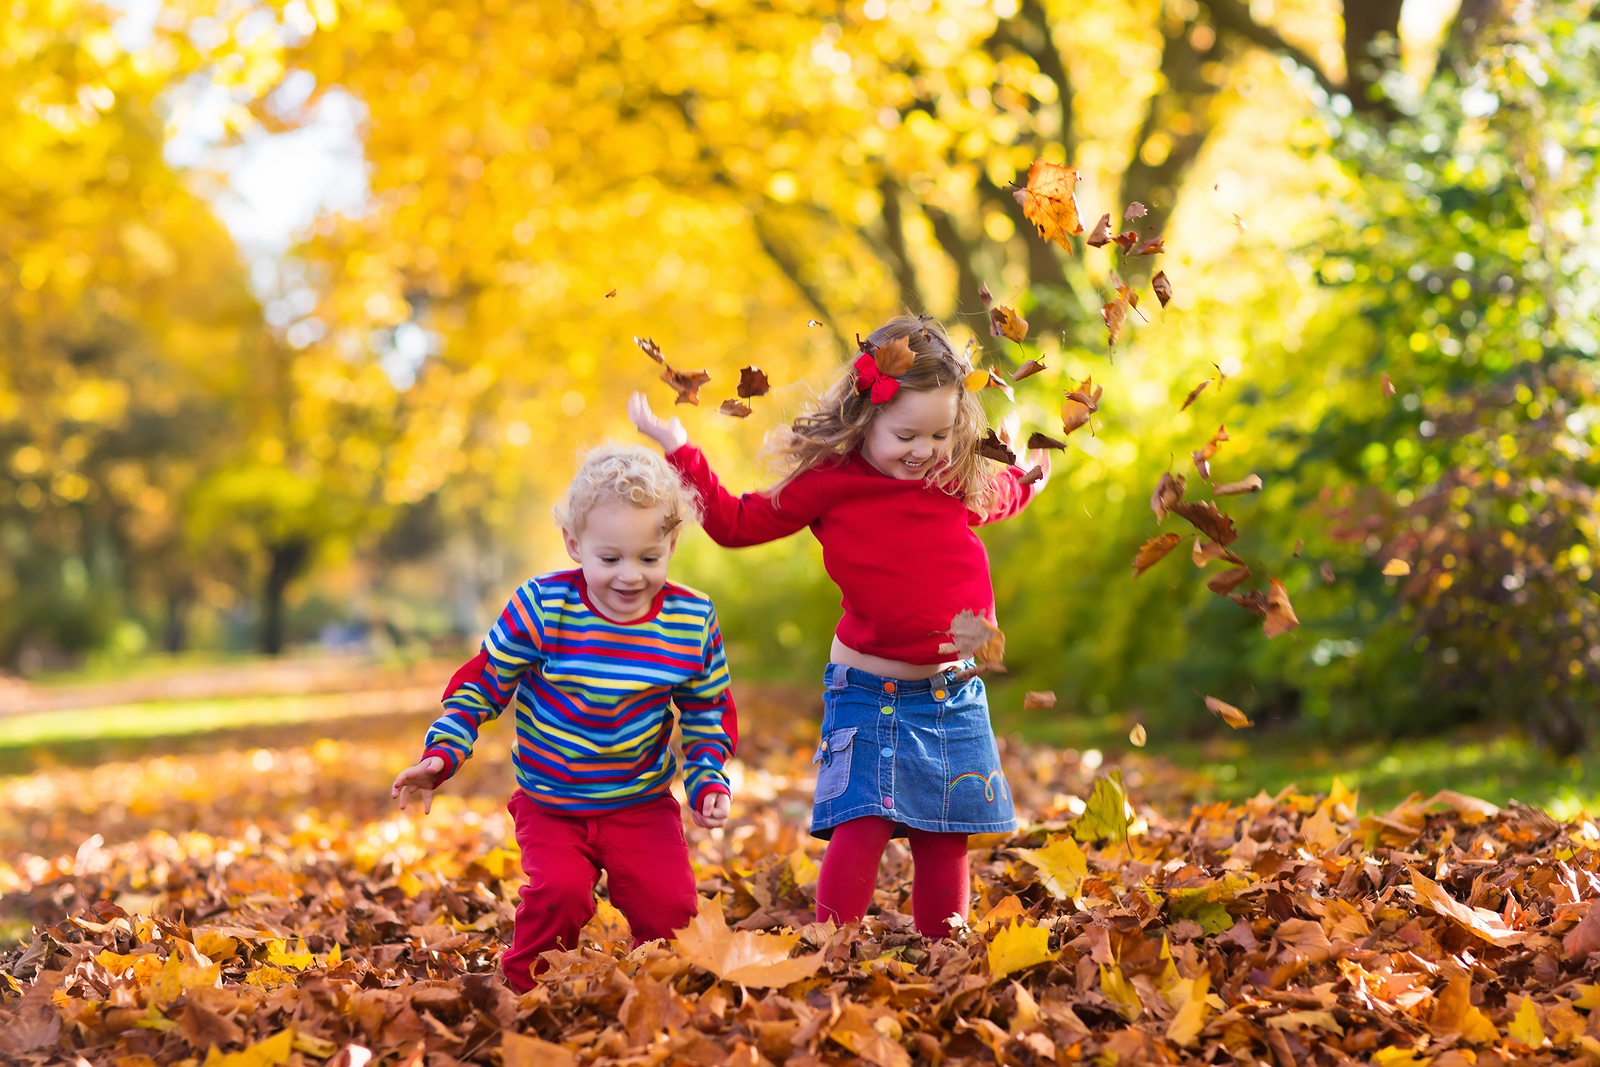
[
  {"x1": 674, "y1": 607, "x2": 738, "y2": 812},
  {"x1": 422, "y1": 582, "x2": 544, "y2": 786},
  {"x1": 667, "y1": 444, "x2": 819, "y2": 547}
]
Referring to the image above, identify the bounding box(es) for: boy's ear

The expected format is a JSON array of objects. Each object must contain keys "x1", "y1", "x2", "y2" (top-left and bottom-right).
[{"x1": 562, "y1": 527, "x2": 583, "y2": 565}]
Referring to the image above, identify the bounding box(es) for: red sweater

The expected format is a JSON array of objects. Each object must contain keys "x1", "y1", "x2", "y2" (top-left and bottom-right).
[{"x1": 668, "y1": 445, "x2": 1039, "y2": 665}]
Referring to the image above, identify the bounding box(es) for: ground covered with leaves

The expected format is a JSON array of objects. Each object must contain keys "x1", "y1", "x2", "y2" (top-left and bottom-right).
[{"x1": 6, "y1": 689, "x2": 1600, "y2": 1067}]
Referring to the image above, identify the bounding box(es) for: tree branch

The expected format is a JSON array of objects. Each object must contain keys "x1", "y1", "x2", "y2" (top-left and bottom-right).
[
  {"x1": 1205, "y1": 0, "x2": 1344, "y2": 101},
  {"x1": 877, "y1": 177, "x2": 925, "y2": 310},
  {"x1": 751, "y1": 212, "x2": 852, "y2": 358}
]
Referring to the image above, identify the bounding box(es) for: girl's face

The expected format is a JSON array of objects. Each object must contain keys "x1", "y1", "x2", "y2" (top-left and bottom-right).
[
  {"x1": 563, "y1": 499, "x2": 678, "y2": 621},
  {"x1": 860, "y1": 385, "x2": 960, "y2": 480}
]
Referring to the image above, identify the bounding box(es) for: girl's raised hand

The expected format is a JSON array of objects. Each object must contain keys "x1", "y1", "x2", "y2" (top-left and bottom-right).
[
  {"x1": 392, "y1": 756, "x2": 445, "y2": 814},
  {"x1": 692, "y1": 790, "x2": 731, "y2": 829},
  {"x1": 628, "y1": 392, "x2": 689, "y2": 454}
]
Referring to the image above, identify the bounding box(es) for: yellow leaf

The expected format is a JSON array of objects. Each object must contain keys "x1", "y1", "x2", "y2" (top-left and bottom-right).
[
  {"x1": 972, "y1": 894, "x2": 1025, "y2": 934},
  {"x1": 1370, "y1": 1050, "x2": 1432, "y2": 1067},
  {"x1": 1383, "y1": 558, "x2": 1412, "y2": 576},
  {"x1": 1572, "y1": 984, "x2": 1600, "y2": 1010},
  {"x1": 150, "y1": 952, "x2": 183, "y2": 1005},
  {"x1": 1165, "y1": 969, "x2": 1211, "y2": 1047},
  {"x1": 265, "y1": 939, "x2": 315, "y2": 970},
  {"x1": 1012, "y1": 836, "x2": 1088, "y2": 900},
  {"x1": 201, "y1": 1028, "x2": 294, "y2": 1067},
  {"x1": 1508, "y1": 995, "x2": 1546, "y2": 1049},
  {"x1": 194, "y1": 932, "x2": 239, "y2": 961},
  {"x1": 502, "y1": 1031, "x2": 577, "y2": 1067},
  {"x1": 478, "y1": 847, "x2": 520, "y2": 879},
  {"x1": 1430, "y1": 974, "x2": 1498, "y2": 1045},
  {"x1": 1266, "y1": 1010, "x2": 1342, "y2": 1035},
  {"x1": 326, "y1": 943, "x2": 342, "y2": 968},
  {"x1": 582, "y1": 898, "x2": 630, "y2": 943},
  {"x1": 244, "y1": 966, "x2": 295, "y2": 990},
  {"x1": 96, "y1": 949, "x2": 140, "y2": 975},
  {"x1": 673, "y1": 895, "x2": 824, "y2": 988},
  {"x1": 1128, "y1": 723, "x2": 1147, "y2": 746},
  {"x1": 988, "y1": 921, "x2": 1056, "y2": 981},
  {"x1": 396, "y1": 870, "x2": 425, "y2": 898},
  {"x1": 1325, "y1": 776, "x2": 1359, "y2": 818},
  {"x1": 789, "y1": 849, "x2": 819, "y2": 887},
  {"x1": 291, "y1": 1032, "x2": 339, "y2": 1058},
  {"x1": 1099, "y1": 963, "x2": 1142, "y2": 1022}
]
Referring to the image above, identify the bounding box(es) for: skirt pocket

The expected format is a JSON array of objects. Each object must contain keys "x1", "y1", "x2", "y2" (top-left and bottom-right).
[{"x1": 813, "y1": 726, "x2": 857, "y2": 803}]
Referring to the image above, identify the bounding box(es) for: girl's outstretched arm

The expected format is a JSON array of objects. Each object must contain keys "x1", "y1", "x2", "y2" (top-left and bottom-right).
[
  {"x1": 630, "y1": 392, "x2": 820, "y2": 547},
  {"x1": 972, "y1": 412, "x2": 1050, "y2": 525}
]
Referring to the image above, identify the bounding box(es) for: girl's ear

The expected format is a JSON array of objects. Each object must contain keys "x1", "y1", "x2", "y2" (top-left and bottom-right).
[{"x1": 562, "y1": 527, "x2": 583, "y2": 565}]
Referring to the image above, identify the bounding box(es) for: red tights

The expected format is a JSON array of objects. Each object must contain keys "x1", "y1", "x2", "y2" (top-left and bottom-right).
[{"x1": 814, "y1": 817, "x2": 969, "y2": 938}]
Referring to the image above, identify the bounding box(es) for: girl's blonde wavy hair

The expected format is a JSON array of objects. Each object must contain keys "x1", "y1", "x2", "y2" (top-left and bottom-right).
[
  {"x1": 764, "y1": 315, "x2": 993, "y2": 509},
  {"x1": 553, "y1": 444, "x2": 700, "y2": 537}
]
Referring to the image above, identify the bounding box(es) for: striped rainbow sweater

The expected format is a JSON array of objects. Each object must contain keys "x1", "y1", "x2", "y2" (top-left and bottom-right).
[{"x1": 421, "y1": 570, "x2": 737, "y2": 814}]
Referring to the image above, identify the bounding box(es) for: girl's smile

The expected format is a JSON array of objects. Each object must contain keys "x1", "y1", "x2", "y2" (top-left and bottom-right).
[{"x1": 860, "y1": 385, "x2": 961, "y2": 480}]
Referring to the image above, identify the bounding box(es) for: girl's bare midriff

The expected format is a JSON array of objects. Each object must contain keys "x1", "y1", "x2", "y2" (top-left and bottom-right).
[{"x1": 830, "y1": 635, "x2": 961, "y2": 681}]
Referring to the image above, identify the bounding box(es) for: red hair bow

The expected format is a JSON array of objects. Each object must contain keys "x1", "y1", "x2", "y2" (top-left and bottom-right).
[{"x1": 853, "y1": 351, "x2": 900, "y2": 405}]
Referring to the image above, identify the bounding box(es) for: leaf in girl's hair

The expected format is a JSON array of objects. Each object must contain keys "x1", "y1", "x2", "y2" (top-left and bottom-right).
[
  {"x1": 873, "y1": 336, "x2": 915, "y2": 377},
  {"x1": 1022, "y1": 691, "x2": 1057, "y2": 710},
  {"x1": 1230, "y1": 590, "x2": 1268, "y2": 616},
  {"x1": 1152, "y1": 271, "x2": 1173, "y2": 307},
  {"x1": 1213, "y1": 474, "x2": 1263, "y2": 496},
  {"x1": 1180, "y1": 379, "x2": 1209, "y2": 411},
  {"x1": 1086, "y1": 213, "x2": 1112, "y2": 247},
  {"x1": 1132, "y1": 533, "x2": 1183, "y2": 577},
  {"x1": 1110, "y1": 230, "x2": 1138, "y2": 253},
  {"x1": 1191, "y1": 423, "x2": 1230, "y2": 481},
  {"x1": 989, "y1": 304, "x2": 1029, "y2": 342},
  {"x1": 1381, "y1": 372, "x2": 1396, "y2": 398},
  {"x1": 807, "y1": 319, "x2": 822, "y2": 327},
  {"x1": 1132, "y1": 234, "x2": 1165, "y2": 256},
  {"x1": 1206, "y1": 566, "x2": 1253, "y2": 595},
  {"x1": 1019, "y1": 465, "x2": 1044, "y2": 486},
  {"x1": 718, "y1": 399, "x2": 753, "y2": 418},
  {"x1": 1101, "y1": 297, "x2": 1128, "y2": 345},
  {"x1": 1013, "y1": 358, "x2": 1047, "y2": 380},
  {"x1": 1205, "y1": 695, "x2": 1253, "y2": 728},
  {"x1": 605, "y1": 289, "x2": 617, "y2": 298},
  {"x1": 660, "y1": 366, "x2": 711, "y2": 405},
  {"x1": 1264, "y1": 578, "x2": 1300, "y2": 638},
  {"x1": 1028, "y1": 432, "x2": 1067, "y2": 450},
  {"x1": 1151, "y1": 471, "x2": 1186, "y2": 522},
  {"x1": 1321, "y1": 560, "x2": 1336, "y2": 583},
  {"x1": 635, "y1": 336, "x2": 665, "y2": 363},
  {"x1": 1129, "y1": 724, "x2": 1147, "y2": 747},
  {"x1": 1125, "y1": 201, "x2": 1148, "y2": 218},
  {"x1": 737, "y1": 366, "x2": 771, "y2": 398},
  {"x1": 943, "y1": 609, "x2": 1005, "y2": 662},
  {"x1": 977, "y1": 429, "x2": 1017, "y2": 465},
  {"x1": 1171, "y1": 501, "x2": 1237, "y2": 546},
  {"x1": 1013, "y1": 159, "x2": 1084, "y2": 248}
]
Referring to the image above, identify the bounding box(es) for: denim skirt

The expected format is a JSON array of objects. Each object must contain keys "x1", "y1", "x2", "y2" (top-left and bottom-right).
[{"x1": 809, "y1": 662, "x2": 1017, "y2": 839}]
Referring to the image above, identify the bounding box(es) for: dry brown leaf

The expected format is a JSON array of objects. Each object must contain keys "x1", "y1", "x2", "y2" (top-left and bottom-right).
[
  {"x1": 737, "y1": 366, "x2": 771, "y2": 399},
  {"x1": 1019, "y1": 465, "x2": 1044, "y2": 486},
  {"x1": 1101, "y1": 297, "x2": 1128, "y2": 346},
  {"x1": 1410, "y1": 869, "x2": 1524, "y2": 948},
  {"x1": 1028, "y1": 432, "x2": 1067, "y2": 450},
  {"x1": 634, "y1": 336, "x2": 665, "y2": 363},
  {"x1": 966, "y1": 366, "x2": 1015, "y2": 400},
  {"x1": 977, "y1": 429, "x2": 1017, "y2": 465},
  {"x1": 1023, "y1": 691, "x2": 1057, "y2": 710},
  {"x1": 944, "y1": 609, "x2": 1003, "y2": 660},
  {"x1": 1264, "y1": 577, "x2": 1299, "y2": 638},
  {"x1": 660, "y1": 366, "x2": 711, "y2": 406},
  {"x1": 1151, "y1": 471, "x2": 1186, "y2": 523},
  {"x1": 1013, "y1": 358, "x2": 1047, "y2": 380},
  {"x1": 1125, "y1": 201, "x2": 1147, "y2": 219},
  {"x1": 1382, "y1": 372, "x2": 1396, "y2": 398},
  {"x1": 1230, "y1": 590, "x2": 1268, "y2": 616},
  {"x1": 1086, "y1": 213, "x2": 1112, "y2": 247},
  {"x1": 1170, "y1": 501, "x2": 1237, "y2": 546},
  {"x1": 1128, "y1": 724, "x2": 1147, "y2": 747},
  {"x1": 503, "y1": 1033, "x2": 578, "y2": 1067},
  {"x1": 1321, "y1": 560, "x2": 1336, "y2": 584},
  {"x1": 604, "y1": 288, "x2": 617, "y2": 298},
  {"x1": 1152, "y1": 271, "x2": 1173, "y2": 307},
  {"x1": 1133, "y1": 533, "x2": 1183, "y2": 577},
  {"x1": 718, "y1": 399, "x2": 753, "y2": 418},
  {"x1": 1132, "y1": 234, "x2": 1165, "y2": 256},
  {"x1": 1205, "y1": 695, "x2": 1253, "y2": 728},
  {"x1": 873, "y1": 336, "x2": 915, "y2": 377},
  {"x1": 1206, "y1": 565, "x2": 1253, "y2": 595},
  {"x1": 1213, "y1": 474, "x2": 1262, "y2": 496},
  {"x1": 1110, "y1": 230, "x2": 1138, "y2": 253},
  {"x1": 1191, "y1": 424, "x2": 1230, "y2": 481},
  {"x1": 989, "y1": 305, "x2": 1029, "y2": 343},
  {"x1": 673, "y1": 895, "x2": 825, "y2": 987},
  {"x1": 1180, "y1": 379, "x2": 1209, "y2": 411},
  {"x1": 1013, "y1": 159, "x2": 1084, "y2": 248},
  {"x1": 1192, "y1": 539, "x2": 1243, "y2": 568}
]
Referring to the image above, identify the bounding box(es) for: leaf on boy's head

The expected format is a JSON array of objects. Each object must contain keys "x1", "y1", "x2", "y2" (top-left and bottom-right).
[
  {"x1": 977, "y1": 429, "x2": 1017, "y2": 465},
  {"x1": 1171, "y1": 501, "x2": 1237, "y2": 546},
  {"x1": 1028, "y1": 432, "x2": 1067, "y2": 451},
  {"x1": 718, "y1": 399, "x2": 753, "y2": 418},
  {"x1": 989, "y1": 304, "x2": 1029, "y2": 343},
  {"x1": 1150, "y1": 471, "x2": 1186, "y2": 522},
  {"x1": 1152, "y1": 271, "x2": 1173, "y2": 307},
  {"x1": 1264, "y1": 577, "x2": 1300, "y2": 638},
  {"x1": 635, "y1": 336, "x2": 665, "y2": 363},
  {"x1": 874, "y1": 336, "x2": 915, "y2": 377},
  {"x1": 1013, "y1": 159, "x2": 1084, "y2": 249},
  {"x1": 1086, "y1": 213, "x2": 1112, "y2": 248},
  {"x1": 660, "y1": 366, "x2": 711, "y2": 405},
  {"x1": 1013, "y1": 358, "x2": 1047, "y2": 381},
  {"x1": 1205, "y1": 696, "x2": 1253, "y2": 728},
  {"x1": 737, "y1": 366, "x2": 771, "y2": 398},
  {"x1": 1132, "y1": 533, "x2": 1182, "y2": 577}
]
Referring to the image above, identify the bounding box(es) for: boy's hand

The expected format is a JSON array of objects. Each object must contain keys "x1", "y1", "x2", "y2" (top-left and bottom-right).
[
  {"x1": 692, "y1": 791, "x2": 731, "y2": 829},
  {"x1": 392, "y1": 757, "x2": 445, "y2": 814},
  {"x1": 629, "y1": 392, "x2": 689, "y2": 454}
]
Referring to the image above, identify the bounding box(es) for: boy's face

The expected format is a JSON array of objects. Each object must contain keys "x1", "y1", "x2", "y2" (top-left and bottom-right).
[
  {"x1": 563, "y1": 499, "x2": 678, "y2": 622},
  {"x1": 861, "y1": 384, "x2": 960, "y2": 480}
]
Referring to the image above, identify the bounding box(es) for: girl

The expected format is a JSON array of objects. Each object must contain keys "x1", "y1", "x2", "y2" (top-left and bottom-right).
[
  {"x1": 629, "y1": 315, "x2": 1047, "y2": 938},
  {"x1": 391, "y1": 445, "x2": 737, "y2": 990}
]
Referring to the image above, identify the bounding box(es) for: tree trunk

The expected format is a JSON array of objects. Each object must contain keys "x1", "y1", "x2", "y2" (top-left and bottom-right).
[{"x1": 262, "y1": 538, "x2": 310, "y2": 656}]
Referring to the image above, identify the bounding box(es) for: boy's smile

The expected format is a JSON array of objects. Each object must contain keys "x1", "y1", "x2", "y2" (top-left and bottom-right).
[{"x1": 564, "y1": 499, "x2": 679, "y2": 622}]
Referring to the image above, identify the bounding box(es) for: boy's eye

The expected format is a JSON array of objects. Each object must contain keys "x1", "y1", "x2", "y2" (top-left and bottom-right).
[
  {"x1": 642, "y1": 556, "x2": 658, "y2": 564},
  {"x1": 601, "y1": 556, "x2": 619, "y2": 564}
]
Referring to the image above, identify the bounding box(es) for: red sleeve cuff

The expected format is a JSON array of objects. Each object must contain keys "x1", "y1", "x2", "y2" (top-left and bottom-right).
[{"x1": 422, "y1": 746, "x2": 460, "y2": 789}]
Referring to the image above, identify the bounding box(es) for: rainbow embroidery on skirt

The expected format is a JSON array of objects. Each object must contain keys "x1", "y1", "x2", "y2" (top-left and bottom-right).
[{"x1": 949, "y1": 770, "x2": 1007, "y2": 802}]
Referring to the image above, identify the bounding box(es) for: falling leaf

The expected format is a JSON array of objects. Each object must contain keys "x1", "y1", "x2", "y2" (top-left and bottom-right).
[
  {"x1": 1132, "y1": 534, "x2": 1183, "y2": 577},
  {"x1": 807, "y1": 319, "x2": 822, "y2": 327},
  {"x1": 1321, "y1": 560, "x2": 1336, "y2": 584},
  {"x1": 1180, "y1": 379, "x2": 1209, "y2": 411},
  {"x1": 989, "y1": 304, "x2": 1029, "y2": 343},
  {"x1": 977, "y1": 429, "x2": 1017, "y2": 465},
  {"x1": 1073, "y1": 771, "x2": 1130, "y2": 844},
  {"x1": 1125, "y1": 201, "x2": 1148, "y2": 219},
  {"x1": 1028, "y1": 432, "x2": 1067, "y2": 450},
  {"x1": 966, "y1": 366, "x2": 1015, "y2": 400},
  {"x1": 604, "y1": 289, "x2": 617, "y2": 298},
  {"x1": 1205, "y1": 696, "x2": 1253, "y2": 728},
  {"x1": 718, "y1": 399, "x2": 753, "y2": 418},
  {"x1": 1061, "y1": 375, "x2": 1103, "y2": 435},
  {"x1": 737, "y1": 366, "x2": 771, "y2": 398},
  {"x1": 1193, "y1": 538, "x2": 1242, "y2": 567},
  {"x1": 1171, "y1": 501, "x2": 1237, "y2": 546},
  {"x1": 1381, "y1": 372, "x2": 1396, "y2": 398},
  {"x1": 1264, "y1": 577, "x2": 1299, "y2": 638},
  {"x1": 660, "y1": 366, "x2": 711, "y2": 406},
  {"x1": 1151, "y1": 471, "x2": 1186, "y2": 522},
  {"x1": 673, "y1": 895, "x2": 824, "y2": 987},
  {"x1": 1101, "y1": 297, "x2": 1128, "y2": 345},
  {"x1": 1013, "y1": 836, "x2": 1088, "y2": 899},
  {"x1": 1019, "y1": 465, "x2": 1044, "y2": 486},
  {"x1": 944, "y1": 609, "x2": 1005, "y2": 662},
  {"x1": 1206, "y1": 566, "x2": 1252, "y2": 595},
  {"x1": 1382, "y1": 559, "x2": 1411, "y2": 576},
  {"x1": 1085, "y1": 213, "x2": 1112, "y2": 247},
  {"x1": 1110, "y1": 230, "x2": 1138, "y2": 253},
  {"x1": 1213, "y1": 474, "x2": 1262, "y2": 496},
  {"x1": 1109, "y1": 270, "x2": 1140, "y2": 312},
  {"x1": 1293, "y1": 538, "x2": 1303, "y2": 557},
  {"x1": 1013, "y1": 159, "x2": 1084, "y2": 249},
  {"x1": 1191, "y1": 424, "x2": 1230, "y2": 481},
  {"x1": 1232, "y1": 212, "x2": 1247, "y2": 231},
  {"x1": 988, "y1": 921, "x2": 1058, "y2": 980},
  {"x1": 1023, "y1": 691, "x2": 1056, "y2": 710},
  {"x1": 1128, "y1": 724, "x2": 1147, "y2": 747},
  {"x1": 1152, "y1": 271, "x2": 1173, "y2": 307},
  {"x1": 1013, "y1": 358, "x2": 1047, "y2": 380},
  {"x1": 1230, "y1": 590, "x2": 1268, "y2": 616},
  {"x1": 873, "y1": 336, "x2": 915, "y2": 377},
  {"x1": 1132, "y1": 234, "x2": 1165, "y2": 256},
  {"x1": 634, "y1": 336, "x2": 665, "y2": 364}
]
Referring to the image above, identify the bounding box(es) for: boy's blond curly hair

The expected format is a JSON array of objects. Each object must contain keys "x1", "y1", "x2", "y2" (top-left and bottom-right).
[{"x1": 553, "y1": 444, "x2": 700, "y2": 536}]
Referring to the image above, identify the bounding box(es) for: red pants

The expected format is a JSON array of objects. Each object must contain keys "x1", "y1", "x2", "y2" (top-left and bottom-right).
[
  {"x1": 815, "y1": 816, "x2": 969, "y2": 938},
  {"x1": 500, "y1": 790, "x2": 698, "y2": 992}
]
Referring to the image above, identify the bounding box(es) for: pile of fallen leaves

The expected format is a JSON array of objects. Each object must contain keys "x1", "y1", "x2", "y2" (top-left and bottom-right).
[{"x1": 7, "y1": 689, "x2": 1600, "y2": 1067}]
